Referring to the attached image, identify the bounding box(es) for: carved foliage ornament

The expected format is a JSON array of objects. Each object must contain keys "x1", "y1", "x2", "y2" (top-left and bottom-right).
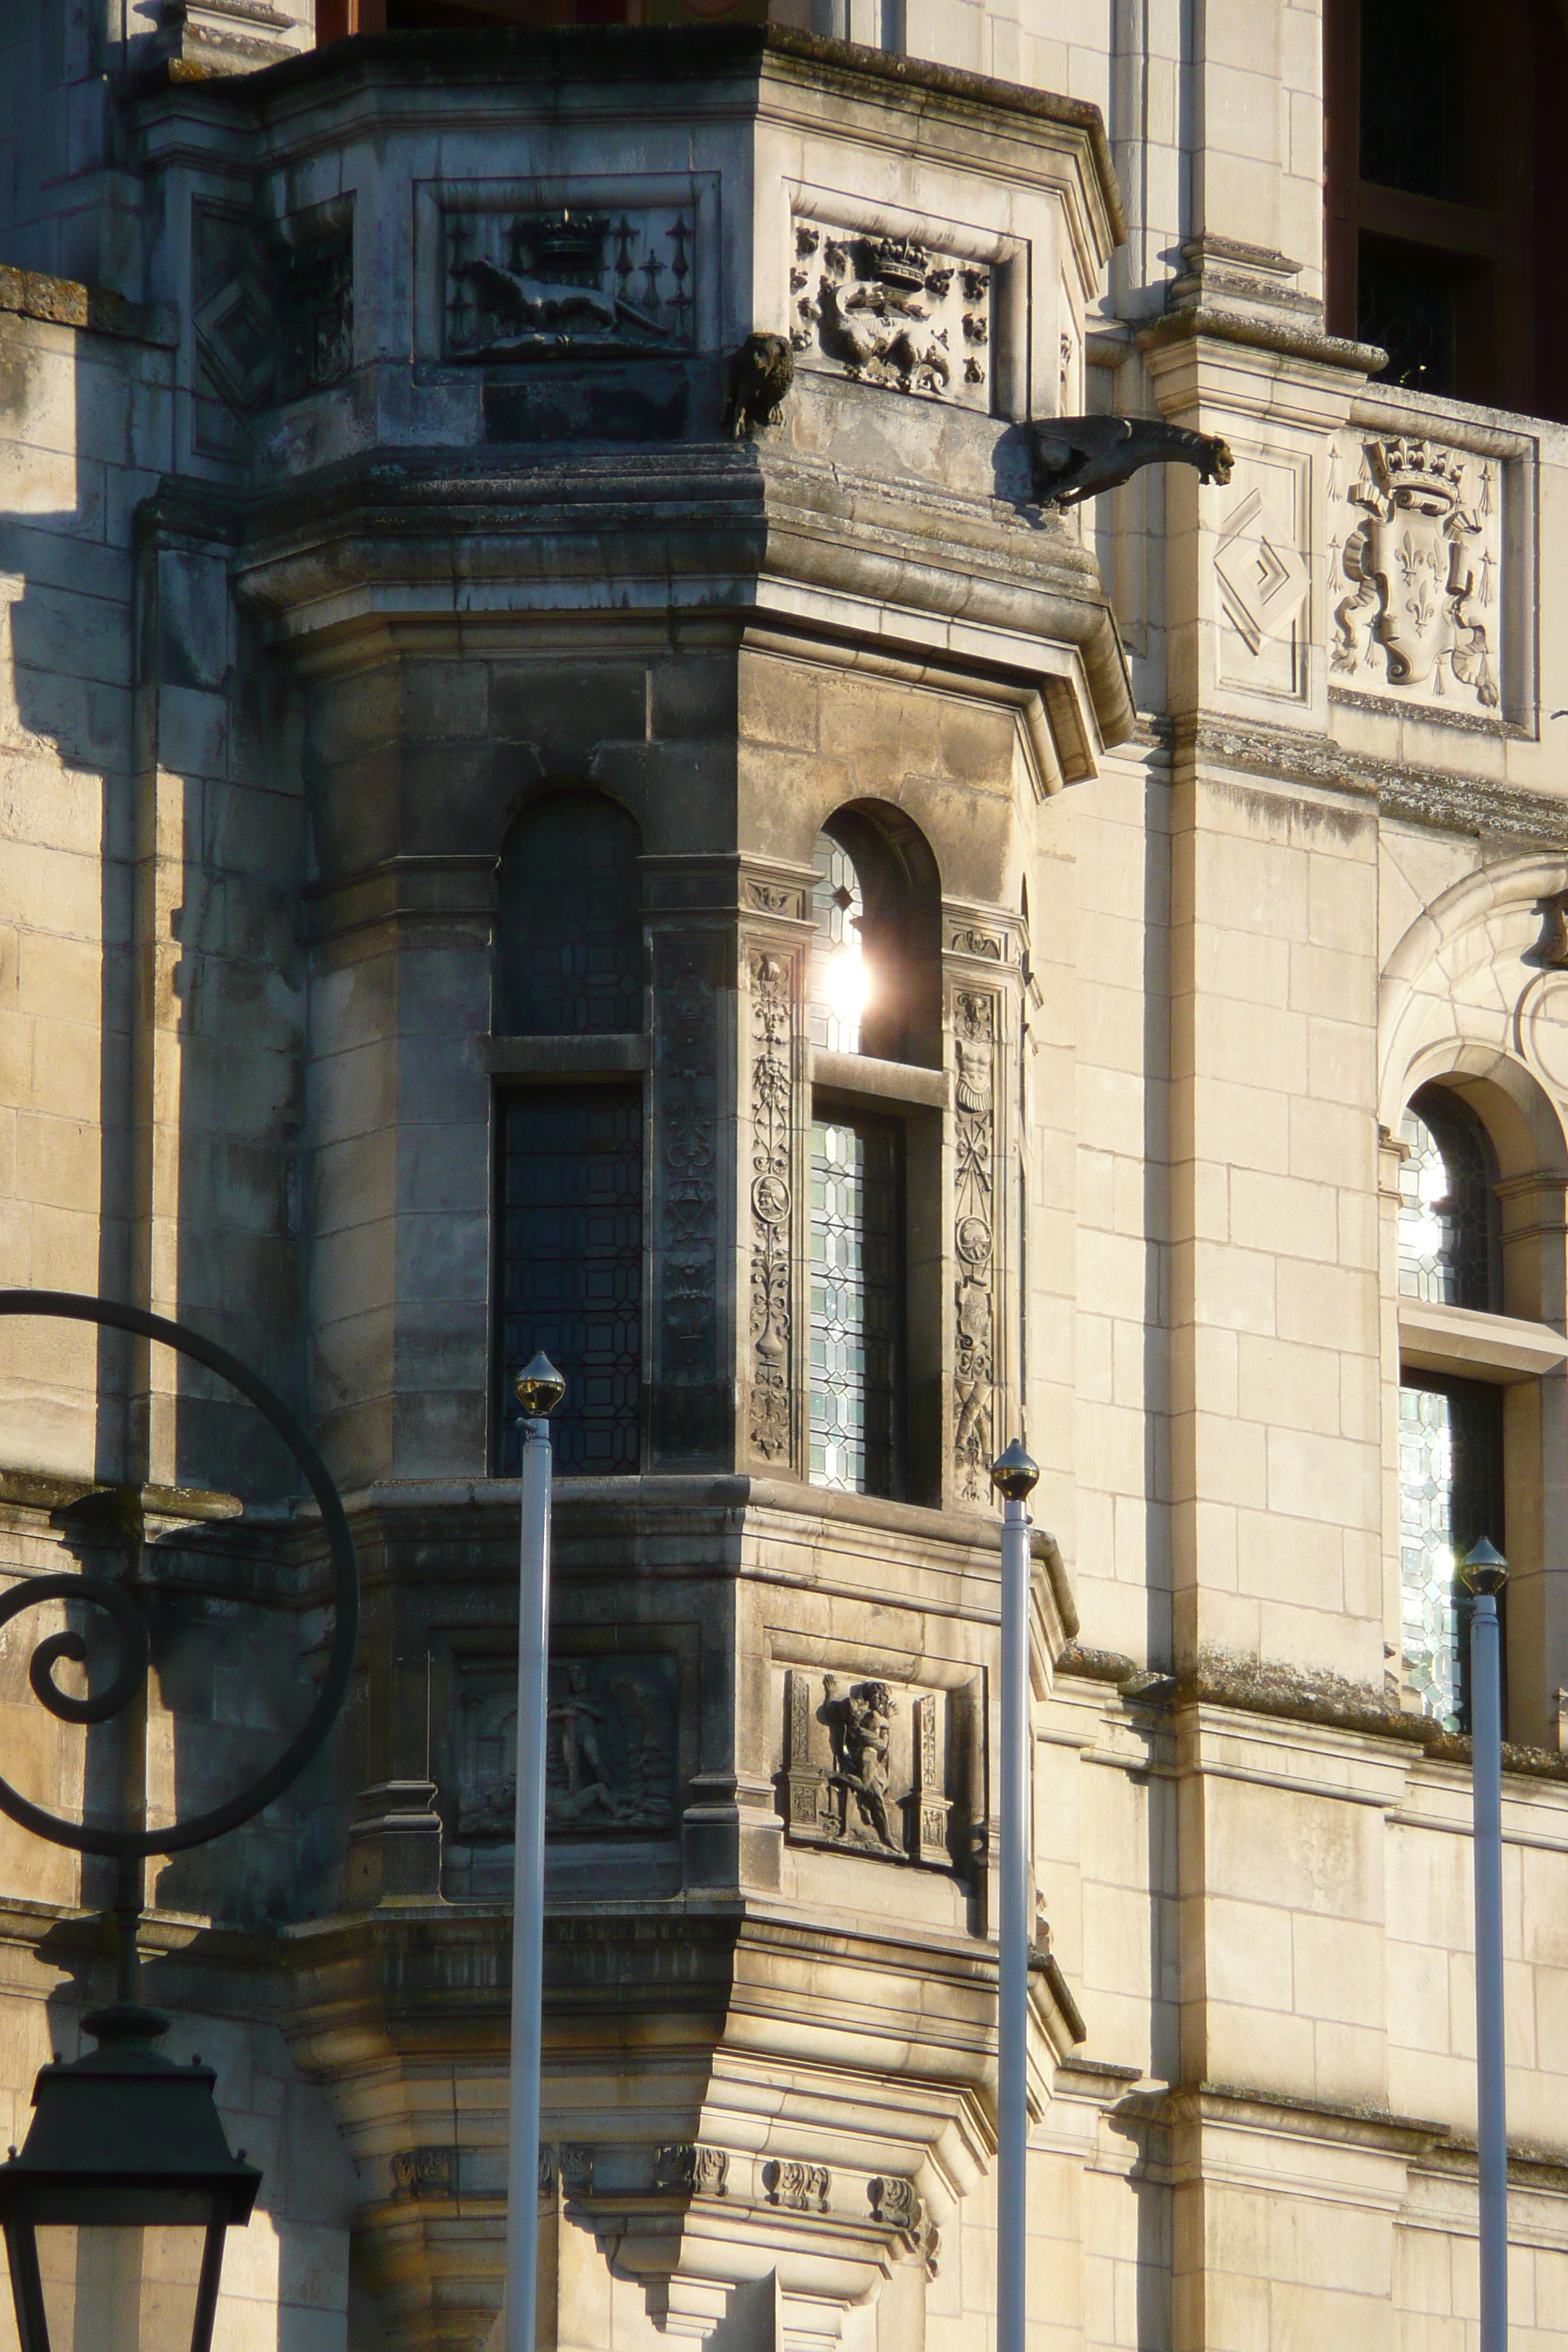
[
  {"x1": 791, "y1": 220, "x2": 992, "y2": 410},
  {"x1": 953, "y1": 991, "x2": 998, "y2": 1502},
  {"x1": 445, "y1": 206, "x2": 694, "y2": 362},
  {"x1": 392, "y1": 2147, "x2": 455, "y2": 2201},
  {"x1": 765, "y1": 2160, "x2": 830, "y2": 2213},
  {"x1": 655, "y1": 2144, "x2": 729, "y2": 2196},
  {"x1": 657, "y1": 943, "x2": 717, "y2": 1398},
  {"x1": 1330, "y1": 434, "x2": 1500, "y2": 710},
  {"x1": 748, "y1": 951, "x2": 794, "y2": 1460}
]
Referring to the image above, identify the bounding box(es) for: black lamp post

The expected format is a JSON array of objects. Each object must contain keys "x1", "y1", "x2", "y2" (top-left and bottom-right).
[
  {"x1": 0, "y1": 1293, "x2": 359, "y2": 2352},
  {"x1": 0, "y1": 2004, "x2": 260, "y2": 2352}
]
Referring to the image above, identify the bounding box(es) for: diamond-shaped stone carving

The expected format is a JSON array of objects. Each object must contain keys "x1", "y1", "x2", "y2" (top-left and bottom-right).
[{"x1": 1214, "y1": 487, "x2": 1308, "y2": 654}]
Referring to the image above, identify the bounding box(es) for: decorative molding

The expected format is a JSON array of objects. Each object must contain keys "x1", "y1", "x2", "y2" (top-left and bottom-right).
[
  {"x1": 764, "y1": 2160, "x2": 831, "y2": 2213},
  {"x1": 1330, "y1": 434, "x2": 1501, "y2": 714},
  {"x1": 654, "y1": 2143, "x2": 729, "y2": 2196},
  {"x1": 1183, "y1": 714, "x2": 1567, "y2": 844},
  {"x1": 654, "y1": 939, "x2": 719, "y2": 1455},
  {"x1": 868, "y1": 2175, "x2": 940, "y2": 2272},
  {"x1": 791, "y1": 218, "x2": 991, "y2": 409},
  {"x1": 391, "y1": 2147, "x2": 456, "y2": 2200},
  {"x1": 747, "y1": 951, "x2": 794, "y2": 1462},
  {"x1": 952, "y1": 990, "x2": 998, "y2": 1503},
  {"x1": 948, "y1": 924, "x2": 1004, "y2": 960},
  {"x1": 445, "y1": 203, "x2": 693, "y2": 363}
]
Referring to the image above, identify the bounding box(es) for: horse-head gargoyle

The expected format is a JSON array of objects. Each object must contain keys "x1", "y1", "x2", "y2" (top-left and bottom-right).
[{"x1": 1029, "y1": 415, "x2": 1234, "y2": 507}]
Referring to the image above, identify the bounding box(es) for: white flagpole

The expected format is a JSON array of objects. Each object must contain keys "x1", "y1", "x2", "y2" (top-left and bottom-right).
[
  {"x1": 505, "y1": 1353, "x2": 564, "y2": 2352},
  {"x1": 1463, "y1": 1537, "x2": 1509, "y2": 2352},
  {"x1": 990, "y1": 1439, "x2": 1039, "y2": 2352}
]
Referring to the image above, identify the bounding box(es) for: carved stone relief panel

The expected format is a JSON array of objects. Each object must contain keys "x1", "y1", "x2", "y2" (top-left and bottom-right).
[
  {"x1": 1213, "y1": 452, "x2": 1310, "y2": 700},
  {"x1": 652, "y1": 934, "x2": 722, "y2": 1464},
  {"x1": 780, "y1": 1667, "x2": 960, "y2": 1869},
  {"x1": 1330, "y1": 432, "x2": 1501, "y2": 715},
  {"x1": 193, "y1": 201, "x2": 353, "y2": 450},
  {"x1": 952, "y1": 988, "x2": 998, "y2": 1504},
  {"x1": 747, "y1": 947, "x2": 798, "y2": 1466},
  {"x1": 790, "y1": 218, "x2": 992, "y2": 411},
  {"x1": 454, "y1": 1654, "x2": 677, "y2": 1840},
  {"x1": 444, "y1": 203, "x2": 696, "y2": 363}
]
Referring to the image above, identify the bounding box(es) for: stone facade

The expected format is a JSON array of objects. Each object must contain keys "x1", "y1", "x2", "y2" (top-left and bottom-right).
[{"x1": 1, "y1": 8, "x2": 1568, "y2": 2352}]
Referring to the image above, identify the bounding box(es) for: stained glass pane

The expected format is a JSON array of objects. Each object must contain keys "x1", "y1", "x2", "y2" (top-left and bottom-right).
[
  {"x1": 1398, "y1": 1379, "x2": 1500, "y2": 1733},
  {"x1": 500, "y1": 1085, "x2": 641, "y2": 1474},
  {"x1": 1398, "y1": 1090, "x2": 1494, "y2": 1308},
  {"x1": 809, "y1": 834, "x2": 867, "y2": 1055},
  {"x1": 497, "y1": 791, "x2": 643, "y2": 1036},
  {"x1": 809, "y1": 1112, "x2": 901, "y2": 1497}
]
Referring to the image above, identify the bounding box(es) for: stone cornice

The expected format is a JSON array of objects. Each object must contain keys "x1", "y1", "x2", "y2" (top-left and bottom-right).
[{"x1": 1177, "y1": 712, "x2": 1568, "y2": 846}]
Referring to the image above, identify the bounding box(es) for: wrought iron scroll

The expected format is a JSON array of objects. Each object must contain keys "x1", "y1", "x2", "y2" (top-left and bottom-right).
[{"x1": 0, "y1": 1290, "x2": 359, "y2": 1859}]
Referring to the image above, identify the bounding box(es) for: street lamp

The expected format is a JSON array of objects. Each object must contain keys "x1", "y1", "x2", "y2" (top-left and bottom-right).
[
  {"x1": 0, "y1": 2003, "x2": 260, "y2": 2352},
  {"x1": 990, "y1": 1436, "x2": 1039, "y2": 2352},
  {"x1": 0, "y1": 1292, "x2": 359, "y2": 2352}
]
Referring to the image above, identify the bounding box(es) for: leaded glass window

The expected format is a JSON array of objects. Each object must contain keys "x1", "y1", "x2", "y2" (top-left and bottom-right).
[
  {"x1": 1398, "y1": 1088, "x2": 1496, "y2": 1309},
  {"x1": 809, "y1": 1111, "x2": 902, "y2": 1496},
  {"x1": 809, "y1": 834, "x2": 867, "y2": 1055},
  {"x1": 496, "y1": 791, "x2": 643, "y2": 1036},
  {"x1": 500, "y1": 1085, "x2": 641, "y2": 1474},
  {"x1": 1398, "y1": 1378, "x2": 1501, "y2": 1732}
]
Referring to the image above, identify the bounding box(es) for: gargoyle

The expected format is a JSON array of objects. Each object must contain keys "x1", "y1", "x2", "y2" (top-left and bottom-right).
[
  {"x1": 723, "y1": 330, "x2": 796, "y2": 439},
  {"x1": 1029, "y1": 415, "x2": 1234, "y2": 507}
]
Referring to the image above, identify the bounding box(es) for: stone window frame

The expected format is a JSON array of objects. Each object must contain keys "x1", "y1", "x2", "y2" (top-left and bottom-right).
[{"x1": 1387, "y1": 1063, "x2": 1568, "y2": 1740}]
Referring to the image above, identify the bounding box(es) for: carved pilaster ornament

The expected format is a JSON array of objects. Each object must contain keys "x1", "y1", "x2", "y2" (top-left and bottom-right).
[
  {"x1": 748, "y1": 951, "x2": 794, "y2": 1461},
  {"x1": 952, "y1": 990, "x2": 998, "y2": 1501}
]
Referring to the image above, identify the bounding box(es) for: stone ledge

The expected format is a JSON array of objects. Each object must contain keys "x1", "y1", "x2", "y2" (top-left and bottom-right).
[{"x1": 0, "y1": 263, "x2": 175, "y2": 348}]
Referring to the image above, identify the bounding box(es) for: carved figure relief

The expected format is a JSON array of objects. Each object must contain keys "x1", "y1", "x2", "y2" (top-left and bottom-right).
[
  {"x1": 455, "y1": 1654, "x2": 676, "y2": 1839},
  {"x1": 748, "y1": 951, "x2": 795, "y2": 1460},
  {"x1": 791, "y1": 220, "x2": 992, "y2": 411},
  {"x1": 952, "y1": 992, "x2": 998, "y2": 1502},
  {"x1": 1330, "y1": 434, "x2": 1501, "y2": 712},
  {"x1": 949, "y1": 925, "x2": 1004, "y2": 960},
  {"x1": 445, "y1": 206, "x2": 694, "y2": 361},
  {"x1": 781, "y1": 1667, "x2": 957, "y2": 1867}
]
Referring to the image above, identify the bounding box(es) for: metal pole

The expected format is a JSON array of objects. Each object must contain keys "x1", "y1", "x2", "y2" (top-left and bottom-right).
[
  {"x1": 991, "y1": 1440, "x2": 1039, "y2": 2352},
  {"x1": 1464, "y1": 1537, "x2": 1509, "y2": 2352},
  {"x1": 506, "y1": 1354, "x2": 564, "y2": 2352}
]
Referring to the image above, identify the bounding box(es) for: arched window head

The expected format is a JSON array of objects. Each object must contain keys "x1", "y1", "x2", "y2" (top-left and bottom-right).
[
  {"x1": 807, "y1": 806, "x2": 941, "y2": 1066},
  {"x1": 1398, "y1": 1083, "x2": 1498, "y2": 1311},
  {"x1": 496, "y1": 790, "x2": 643, "y2": 1036}
]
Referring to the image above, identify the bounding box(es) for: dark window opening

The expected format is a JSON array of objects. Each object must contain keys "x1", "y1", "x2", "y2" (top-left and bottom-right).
[
  {"x1": 498, "y1": 1085, "x2": 642, "y2": 1475},
  {"x1": 495, "y1": 790, "x2": 643, "y2": 1038},
  {"x1": 1327, "y1": 0, "x2": 1568, "y2": 421},
  {"x1": 808, "y1": 1108, "x2": 905, "y2": 1499},
  {"x1": 1397, "y1": 1083, "x2": 1499, "y2": 1312}
]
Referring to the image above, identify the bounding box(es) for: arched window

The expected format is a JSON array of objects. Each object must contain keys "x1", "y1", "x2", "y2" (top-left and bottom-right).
[
  {"x1": 804, "y1": 807, "x2": 940, "y2": 1501},
  {"x1": 496, "y1": 789, "x2": 643, "y2": 1037},
  {"x1": 495, "y1": 791, "x2": 644, "y2": 1475},
  {"x1": 1395, "y1": 1083, "x2": 1503, "y2": 1730}
]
